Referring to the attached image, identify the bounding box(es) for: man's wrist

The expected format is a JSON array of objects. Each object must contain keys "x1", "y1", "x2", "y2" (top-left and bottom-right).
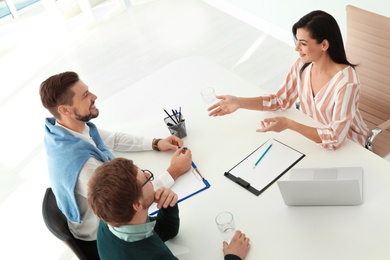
[
  {"x1": 152, "y1": 138, "x2": 162, "y2": 151},
  {"x1": 167, "y1": 166, "x2": 179, "y2": 181}
]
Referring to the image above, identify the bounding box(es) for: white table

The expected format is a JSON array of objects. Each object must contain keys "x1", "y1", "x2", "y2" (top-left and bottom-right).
[{"x1": 96, "y1": 56, "x2": 390, "y2": 260}]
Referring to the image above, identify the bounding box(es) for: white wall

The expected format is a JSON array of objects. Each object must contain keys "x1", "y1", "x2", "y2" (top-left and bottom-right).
[{"x1": 204, "y1": 0, "x2": 390, "y2": 47}]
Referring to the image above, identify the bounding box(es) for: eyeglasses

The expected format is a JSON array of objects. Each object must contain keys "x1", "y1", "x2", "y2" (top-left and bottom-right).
[{"x1": 141, "y1": 169, "x2": 154, "y2": 187}]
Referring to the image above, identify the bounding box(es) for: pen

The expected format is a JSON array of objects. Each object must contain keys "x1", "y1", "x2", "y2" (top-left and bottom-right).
[
  {"x1": 191, "y1": 161, "x2": 204, "y2": 180},
  {"x1": 253, "y1": 143, "x2": 273, "y2": 168},
  {"x1": 180, "y1": 146, "x2": 204, "y2": 180},
  {"x1": 178, "y1": 107, "x2": 182, "y2": 122},
  {"x1": 172, "y1": 109, "x2": 179, "y2": 123},
  {"x1": 163, "y1": 108, "x2": 178, "y2": 124}
]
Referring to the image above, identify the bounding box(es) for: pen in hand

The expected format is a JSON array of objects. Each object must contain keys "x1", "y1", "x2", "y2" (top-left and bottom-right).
[
  {"x1": 179, "y1": 146, "x2": 204, "y2": 180},
  {"x1": 253, "y1": 143, "x2": 272, "y2": 168}
]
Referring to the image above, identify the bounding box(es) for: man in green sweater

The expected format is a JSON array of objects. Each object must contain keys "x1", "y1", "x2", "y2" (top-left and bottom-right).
[{"x1": 88, "y1": 157, "x2": 250, "y2": 260}]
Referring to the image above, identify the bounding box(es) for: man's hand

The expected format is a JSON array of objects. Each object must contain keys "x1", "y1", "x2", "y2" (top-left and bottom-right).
[
  {"x1": 167, "y1": 147, "x2": 192, "y2": 180},
  {"x1": 223, "y1": 230, "x2": 250, "y2": 259},
  {"x1": 154, "y1": 187, "x2": 178, "y2": 209},
  {"x1": 158, "y1": 135, "x2": 184, "y2": 151}
]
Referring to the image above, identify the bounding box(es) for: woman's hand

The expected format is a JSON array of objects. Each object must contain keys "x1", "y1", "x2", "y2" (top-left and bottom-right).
[
  {"x1": 256, "y1": 117, "x2": 292, "y2": 133},
  {"x1": 207, "y1": 95, "x2": 240, "y2": 117}
]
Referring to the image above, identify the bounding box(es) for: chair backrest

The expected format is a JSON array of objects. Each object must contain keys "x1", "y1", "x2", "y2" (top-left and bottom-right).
[
  {"x1": 345, "y1": 5, "x2": 390, "y2": 157},
  {"x1": 42, "y1": 188, "x2": 88, "y2": 260}
]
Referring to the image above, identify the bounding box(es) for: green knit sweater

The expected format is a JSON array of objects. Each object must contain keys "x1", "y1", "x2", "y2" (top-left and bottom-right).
[
  {"x1": 97, "y1": 204, "x2": 242, "y2": 260},
  {"x1": 97, "y1": 205, "x2": 179, "y2": 260}
]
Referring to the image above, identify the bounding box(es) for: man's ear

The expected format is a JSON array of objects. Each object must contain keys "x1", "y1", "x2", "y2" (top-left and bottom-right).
[
  {"x1": 58, "y1": 105, "x2": 70, "y2": 116},
  {"x1": 133, "y1": 200, "x2": 143, "y2": 212}
]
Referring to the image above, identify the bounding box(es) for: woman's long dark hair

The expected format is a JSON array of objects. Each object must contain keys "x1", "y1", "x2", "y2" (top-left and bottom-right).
[{"x1": 292, "y1": 10, "x2": 355, "y2": 75}]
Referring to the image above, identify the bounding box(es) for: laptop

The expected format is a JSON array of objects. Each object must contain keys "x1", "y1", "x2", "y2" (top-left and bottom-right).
[{"x1": 277, "y1": 167, "x2": 363, "y2": 206}]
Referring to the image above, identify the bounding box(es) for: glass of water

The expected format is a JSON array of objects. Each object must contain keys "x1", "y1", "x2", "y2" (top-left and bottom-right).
[
  {"x1": 215, "y1": 211, "x2": 235, "y2": 243},
  {"x1": 201, "y1": 87, "x2": 217, "y2": 104}
]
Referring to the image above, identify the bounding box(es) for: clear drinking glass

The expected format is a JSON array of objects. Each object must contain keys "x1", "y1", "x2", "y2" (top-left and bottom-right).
[
  {"x1": 215, "y1": 211, "x2": 236, "y2": 243},
  {"x1": 201, "y1": 87, "x2": 217, "y2": 104}
]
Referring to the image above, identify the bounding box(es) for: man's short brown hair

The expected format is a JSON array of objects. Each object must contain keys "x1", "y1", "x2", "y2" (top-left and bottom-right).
[
  {"x1": 39, "y1": 71, "x2": 79, "y2": 118},
  {"x1": 88, "y1": 158, "x2": 142, "y2": 227}
]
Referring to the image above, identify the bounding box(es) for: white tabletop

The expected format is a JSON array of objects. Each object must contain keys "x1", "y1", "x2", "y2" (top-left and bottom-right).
[{"x1": 96, "y1": 56, "x2": 390, "y2": 260}]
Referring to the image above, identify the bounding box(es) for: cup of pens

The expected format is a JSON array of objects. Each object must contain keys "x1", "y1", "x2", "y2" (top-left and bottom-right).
[{"x1": 163, "y1": 108, "x2": 187, "y2": 138}]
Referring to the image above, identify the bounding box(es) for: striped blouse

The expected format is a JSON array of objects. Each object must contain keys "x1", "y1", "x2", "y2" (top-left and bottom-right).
[{"x1": 262, "y1": 59, "x2": 370, "y2": 150}]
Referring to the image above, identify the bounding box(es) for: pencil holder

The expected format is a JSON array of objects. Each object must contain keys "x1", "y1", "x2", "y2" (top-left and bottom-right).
[{"x1": 164, "y1": 114, "x2": 187, "y2": 138}]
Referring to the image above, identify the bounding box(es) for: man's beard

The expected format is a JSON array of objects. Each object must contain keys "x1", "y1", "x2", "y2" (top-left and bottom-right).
[{"x1": 73, "y1": 107, "x2": 99, "y2": 122}]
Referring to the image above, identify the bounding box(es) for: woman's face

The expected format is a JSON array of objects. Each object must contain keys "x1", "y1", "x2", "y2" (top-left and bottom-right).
[{"x1": 294, "y1": 28, "x2": 327, "y2": 63}]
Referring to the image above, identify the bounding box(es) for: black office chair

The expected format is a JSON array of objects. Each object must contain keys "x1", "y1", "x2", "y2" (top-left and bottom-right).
[{"x1": 42, "y1": 187, "x2": 99, "y2": 260}]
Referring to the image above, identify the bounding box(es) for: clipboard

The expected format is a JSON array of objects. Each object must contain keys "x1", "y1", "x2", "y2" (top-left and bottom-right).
[
  {"x1": 148, "y1": 168, "x2": 210, "y2": 216},
  {"x1": 224, "y1": 138, "x2": 305, "y2": 196}
]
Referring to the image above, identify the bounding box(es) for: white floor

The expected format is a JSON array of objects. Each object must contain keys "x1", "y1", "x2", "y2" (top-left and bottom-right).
[{"x1": 0, "y1": 0, "x2": 296, "y2": 259}]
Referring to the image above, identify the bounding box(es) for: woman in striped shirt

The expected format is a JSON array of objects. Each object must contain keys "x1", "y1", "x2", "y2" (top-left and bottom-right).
[{"x1": 208, "y1": 10, "x2": 369, "y2": 150}]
